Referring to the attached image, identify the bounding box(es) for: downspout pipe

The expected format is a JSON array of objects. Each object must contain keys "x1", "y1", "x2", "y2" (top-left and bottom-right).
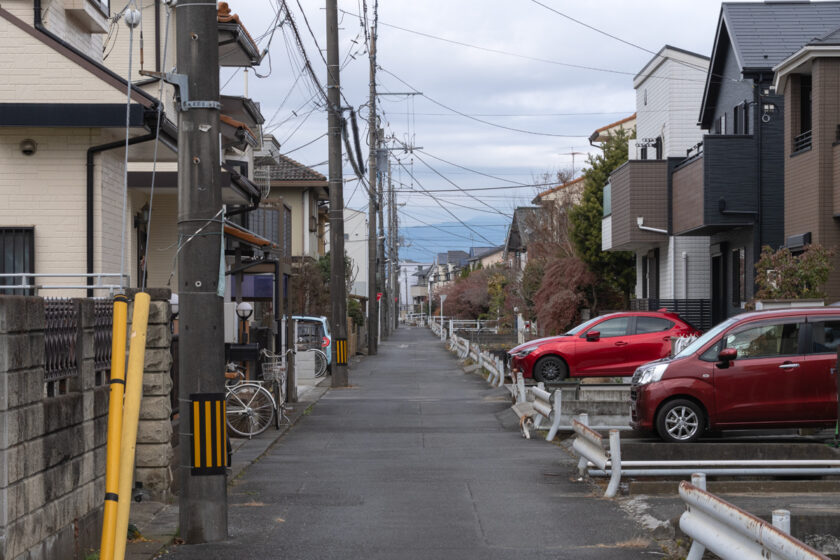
[{"x1": 86, "y1": 132, "x2": 157, "y2": 296}]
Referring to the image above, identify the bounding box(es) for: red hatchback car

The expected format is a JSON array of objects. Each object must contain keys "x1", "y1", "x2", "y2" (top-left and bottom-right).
[{"x1": 508, "y1": 311, "x2": 699, "y2": 382}]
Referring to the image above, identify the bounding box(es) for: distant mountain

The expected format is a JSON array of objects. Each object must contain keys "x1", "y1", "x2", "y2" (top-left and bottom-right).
[{"x1": 398, "y1": 214, "x2": 509, "y2": 262}]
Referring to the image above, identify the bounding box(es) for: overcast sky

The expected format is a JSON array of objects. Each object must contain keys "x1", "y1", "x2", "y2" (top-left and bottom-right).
[{"x1": 220, "y1": 1, "x2": 754, "y2": 259}]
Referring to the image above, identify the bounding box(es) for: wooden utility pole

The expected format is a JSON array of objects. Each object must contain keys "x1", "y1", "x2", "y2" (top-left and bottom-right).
[
  {"x1": 367, "y1": 25, "x2": 378, "y2": 355},
  {"x1": 326, "y1": 0, "x2": 348, "y2": 386},
  {"x1": 176, "y1": 0, "x2": 226, "y2": 543}
]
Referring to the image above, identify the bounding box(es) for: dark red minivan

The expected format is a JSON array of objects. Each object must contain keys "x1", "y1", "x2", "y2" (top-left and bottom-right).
[{"x1": 630, "y1": 308, "x2": 840, "y2": 442}]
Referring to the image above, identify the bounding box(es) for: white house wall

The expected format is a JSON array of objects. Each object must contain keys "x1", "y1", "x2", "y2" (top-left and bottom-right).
[{"x1": 634, "y1": 52, "x2": 708, "y2": 159}]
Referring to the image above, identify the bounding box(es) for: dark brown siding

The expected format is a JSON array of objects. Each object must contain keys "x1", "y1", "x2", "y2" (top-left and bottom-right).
[
  {"x1": 785, "y1": 59, "x2": 840, "y2": 301},
  {"x1": 609, "y1": 160, "x2": 668, "y2": 250},
  {"x1": 672, "y1": 157, "x2": 704, "y2": 234}
]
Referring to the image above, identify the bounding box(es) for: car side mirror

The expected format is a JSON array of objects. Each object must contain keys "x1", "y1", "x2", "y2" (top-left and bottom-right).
[
  {"x1": 717, "y1": 347, "x2": 737, "y2": 368},
  {"x1": 586, "y1": 331, "x2": 600, "y2": 342}
]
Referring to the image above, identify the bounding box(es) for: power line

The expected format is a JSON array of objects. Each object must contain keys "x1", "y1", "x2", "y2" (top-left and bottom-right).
[
  {"x1": 340, "y1": 9, "x2": 706, "y2": 83},
  {"x1": 379, "y1": 67, "x2": 591, "y2": 138}
]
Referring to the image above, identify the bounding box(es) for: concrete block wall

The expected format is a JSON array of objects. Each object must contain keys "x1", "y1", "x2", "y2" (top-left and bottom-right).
[
  {"x1": 0, "y1": 296, "x2": 108, "y2": 560},
  {"x1": 130, "y1": 290, "x2": 173, "y2": 502}
]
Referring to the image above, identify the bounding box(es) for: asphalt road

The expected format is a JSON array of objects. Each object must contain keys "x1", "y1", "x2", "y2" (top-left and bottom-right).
[{"x1": 160, "y1": 326, "x2": 663, "y2": 559}]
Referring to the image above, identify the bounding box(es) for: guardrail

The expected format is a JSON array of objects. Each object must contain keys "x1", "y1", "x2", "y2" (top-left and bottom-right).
[
  {"x1": 572, "y1": 415, "x2": 622, "y2": 498},
  {"x1": 679, "y1": 474, "x2": 829, "y2": 560},
  {"x1": 529, "y1": 385, "x2": 563, "y2": 441}
]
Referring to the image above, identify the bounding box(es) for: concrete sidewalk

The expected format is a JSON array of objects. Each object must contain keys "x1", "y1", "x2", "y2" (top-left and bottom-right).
[
  {"x1": 155, "y1": 326, "x2": 663, "y2": 559},
  {"x1": 124, "y1": 375, "x2": 333, "y2": 560}
]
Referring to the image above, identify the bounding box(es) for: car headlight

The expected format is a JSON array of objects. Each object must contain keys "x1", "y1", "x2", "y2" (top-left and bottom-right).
[
  {"x1": 635, "y1": 363, "x2": 669, "y2": 385},
  {"x1": 514, "y1": 345, "x2": 540, "y2": 357}
]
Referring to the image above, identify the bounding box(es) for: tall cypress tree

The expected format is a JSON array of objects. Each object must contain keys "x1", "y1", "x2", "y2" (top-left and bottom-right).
[{"x1": 569, "y1": 129, "x2": 636, "y2": 306}]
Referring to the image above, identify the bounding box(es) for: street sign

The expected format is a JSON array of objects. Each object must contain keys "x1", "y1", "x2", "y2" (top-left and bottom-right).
[
  {"x1": 440, "y1": 294, "x2": 447, "y2": 302},
  {"x1": 376, "y1": 293, "x2": 382, "y2": 301}
]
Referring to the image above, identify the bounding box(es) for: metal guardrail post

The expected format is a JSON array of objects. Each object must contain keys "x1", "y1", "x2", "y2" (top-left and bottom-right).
[
  {"x1": 605, "y1": 430, "x2": 622, "y2": 498},
  {"x1": 679, "y1": 479, "x2": 828, "y2": 560}
]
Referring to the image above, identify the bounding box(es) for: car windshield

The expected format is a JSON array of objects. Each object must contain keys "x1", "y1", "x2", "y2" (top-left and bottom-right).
[
  {"x1": 565, "y1": 316, "x2": 604, "y2": 336},
  {"x1": 674, "y1": 317, "x2": 738, "y2": 358}
]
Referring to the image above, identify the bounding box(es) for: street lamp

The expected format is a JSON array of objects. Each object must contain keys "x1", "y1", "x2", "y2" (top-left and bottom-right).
[
  {"x1": 236, "y1": 301, "x2": 253, "y2": 343},
  {"x1": 168, "y1": 293, "x2": 179, "y2": 334}
]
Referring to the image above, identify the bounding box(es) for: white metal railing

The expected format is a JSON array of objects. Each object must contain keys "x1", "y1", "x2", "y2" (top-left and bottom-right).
[
  {"x1": 680, "y1": 474, "x2": 829, "y2": 560},
  {"x1": 572, "y1": 414, "x2": 622, "y2": 498},
  {"x1": 529, "y1": 385, "x2": 563, "y2": 441},
  {"x1": 0, "y1": 272, "x2": 129, "y2": 294}
]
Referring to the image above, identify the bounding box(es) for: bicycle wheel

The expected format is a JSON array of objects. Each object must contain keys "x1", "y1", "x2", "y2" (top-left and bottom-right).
[
  {"x1": 225, "y1": 384, "x2": 275, "y2": 438},
  {"x1": 313, "y1": 349, "x2": 328, "y2": 377}
]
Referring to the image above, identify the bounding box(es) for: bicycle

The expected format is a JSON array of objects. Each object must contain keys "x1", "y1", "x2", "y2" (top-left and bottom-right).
[
  {"x1": 260, "y1": 349, "x2": 291, "y2": 429},
  {"x1": 224, "y1": 364, "x2": 276, "y2": 439}
]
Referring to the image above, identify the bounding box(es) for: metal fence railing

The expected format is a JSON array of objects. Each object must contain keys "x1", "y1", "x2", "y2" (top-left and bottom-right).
[
  {"x1": 93, "y1": 298, "x2": 113, "y2": 385},
  {"x1": 44, "y1": 299, "x2": 79, "y2": 383},
  {"x1": 630, "y1": 298, "x2": 712, "y2": 331}
]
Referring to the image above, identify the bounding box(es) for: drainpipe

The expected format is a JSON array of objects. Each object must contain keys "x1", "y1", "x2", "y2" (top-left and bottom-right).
[
  {"x1": 682, "y1": 251, "x2": 688, "y2": 298},
  {"x1": 86, "y1": 133, "x2": 157, "y2": 296},
  {"x1": 669, "y1": 237, "x2": 675, "y2": 299}
]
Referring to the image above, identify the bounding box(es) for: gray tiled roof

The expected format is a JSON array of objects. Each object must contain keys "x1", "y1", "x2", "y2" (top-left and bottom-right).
[
  {"x1": 723, "y1": 2, "x2": 840, "y2": 69},
  {"x1": 254, "y1": 154, "x2": 327, "y2": 183},
  {"x1": 811, "y1": 25, "x2": 840, "y2": 45}
]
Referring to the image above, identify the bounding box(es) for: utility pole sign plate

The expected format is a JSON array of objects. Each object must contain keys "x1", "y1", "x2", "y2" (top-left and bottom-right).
[{"x1": 189, "y1": 393, "x2": 228, "y2": 476}]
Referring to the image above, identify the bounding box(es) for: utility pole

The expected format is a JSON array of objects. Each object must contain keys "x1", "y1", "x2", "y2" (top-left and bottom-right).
[
  {"x1": 388, "y1": 159, "x2": 398, "y2": 330},
  {"x1": 367, "y1": 23, "x2": 378, "y2": 355},
  {"x1": 377, "y1": 137, "x2": 387, "y2": 339},
  {"x1": 177, "y1": 0, "x2": 226, "y2": 543},
  {"x1": 327, "y1": 0, "x2": 348, "y2": 387}
]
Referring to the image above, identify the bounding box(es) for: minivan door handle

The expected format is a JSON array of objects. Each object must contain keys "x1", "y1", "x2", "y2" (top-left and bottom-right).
[
  {"x1": 614, "y1": 341, "x2": 628, "y2": 347},
  {"x1": 779, "y1": 362, "x2": 800, "y2": 370}
]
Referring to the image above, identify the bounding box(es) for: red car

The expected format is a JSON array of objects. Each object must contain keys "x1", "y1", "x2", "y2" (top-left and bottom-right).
[
  {"x1": 631, "y1": 308, "x2": 840, "y2": 442},
  {"x1": 508, "y1": 311, "x2": 699, "y2": 382}
]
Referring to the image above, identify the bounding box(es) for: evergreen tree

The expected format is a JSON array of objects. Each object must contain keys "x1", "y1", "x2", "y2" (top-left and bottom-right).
[{"x1": 569, "y1": 129, "x2": 635, "y2": 306}]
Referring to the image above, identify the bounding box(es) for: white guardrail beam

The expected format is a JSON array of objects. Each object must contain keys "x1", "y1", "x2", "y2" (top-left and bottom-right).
[
  {"x1": 571, "y1": 415, "x2": 622, "y2": 498},
  {"x1": 680, "y1": 475, "x2": 829, "y2": 560}
]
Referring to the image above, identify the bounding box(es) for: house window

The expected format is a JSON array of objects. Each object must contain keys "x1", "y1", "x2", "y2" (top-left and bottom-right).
[
  {"x1": 731, "y1": 247, "x2": 745, "y2": 306},
  {"x1": 0, "y1": 227, "x2": 35, "y2": 296},
  {"x1": 603, "y1": 182, "x2": 611, "y2": 217},
  {"x1": 283, "y1": 205, "x2": 292, "y2": 258},
  {"x1": 714, "y1": 113, "x2": 726, "y2": 135},
  {"x1": 733, "y1": 102, "x2": 750, "y2": 135},
  {"x1": 793, "y1": 76, "x2": 813, "y2": 153},
  {"x1": 249, "y1": 208, "x2": 280, "y2": 245}
]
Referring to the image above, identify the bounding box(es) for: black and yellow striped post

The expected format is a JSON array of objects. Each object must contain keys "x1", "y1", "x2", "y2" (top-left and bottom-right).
[
  {"x1": 334, "y1": 338, "x2": 348, "y2": 366},
  {"x1": 189, "y1": 393, "x2": 228, "y2": 475}
]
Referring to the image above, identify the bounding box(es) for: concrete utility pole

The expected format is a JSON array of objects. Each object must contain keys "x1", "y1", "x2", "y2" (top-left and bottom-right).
[
  {"x1": 377, "y1": 138, "x2": 387, "y2": 339},
  {"x1": 176, "y1": 0, "x2": 226, "y2": 543},
  {"x1": 367, "y1": 24, "x2": 378, "y2": 355},
  {"x1": 388, "y1": 159, "x2": 398, "y2": 330},
  {"x1": 326, "y1": 0, "x2": 348, "y2": 387}
]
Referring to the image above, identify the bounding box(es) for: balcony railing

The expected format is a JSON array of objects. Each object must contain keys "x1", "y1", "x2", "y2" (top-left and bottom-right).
[
  {"x1": 793, "y1": 130, "x2": 812, "y2": 154},
  {"x1": 630, "y1": 298, "x2": 712, "y2": 331}
]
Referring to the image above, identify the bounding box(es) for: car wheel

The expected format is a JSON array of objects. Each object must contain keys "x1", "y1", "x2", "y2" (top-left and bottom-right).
[
  {"x1": 533, "y1": 356, "x2": 568, "y2": 383},
  {"x1": 656, "y1": 399, "x2": 704, "y2": 443}
]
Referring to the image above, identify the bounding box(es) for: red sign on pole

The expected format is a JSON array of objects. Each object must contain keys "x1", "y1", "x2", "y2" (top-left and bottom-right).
[{"x1": 376, "y1": 293, "x2": 382, "y2": 301}]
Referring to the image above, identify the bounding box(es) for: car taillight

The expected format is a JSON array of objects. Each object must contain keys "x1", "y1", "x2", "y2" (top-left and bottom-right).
[{"x1": 322, "y1": 337, "x2": 330, "y2": 348}]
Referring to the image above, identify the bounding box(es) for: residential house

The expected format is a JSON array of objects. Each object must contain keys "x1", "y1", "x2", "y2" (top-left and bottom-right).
[
  {"x1": 671, "y1": 1, "x2": 840, "y2": 323},
  {"x1": 532, "y1": 176, "x2": 585, "y2": 207},
  {"x1": 467, "y1": 246, "x2": 504, "y2": 270},
  {"x1": 600, "y1": 45, "x2": 711, "y2": 327},
  {"x1": 254, "y1": 135, "x2": 329, "y2": 264},
  {"x1": 588, "y1": 113, "x2": 636, "y2": 145},
  {"x1": 428, "y1": 250, "x2": 469, "y2": 292},
  {"x1": 344, "y1": 207, "x2": 369, "y2": 298},
  {"x1": 398, "y1": 259, "x2": 433, "y2": 314},
  {"x1": 774, "y1": 25, "x2": 840, "y2": 302},
  {"x1": 503, "y1": 207, "x2": 539, "y2": 271}
]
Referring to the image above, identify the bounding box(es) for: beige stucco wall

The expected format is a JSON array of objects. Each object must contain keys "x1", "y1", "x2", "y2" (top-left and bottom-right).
[
  {"x1": 268, "y1": 187, "x2": 321, "y2": 260},
  {"x1": 0, "y1": 5, "x2": 125, "y2": 104},
  {"x1": 0, "y1": 127, "x2": 131, "y2": 294},
  {"x1": 2, "y1": 0, "x2": 106, "y2": 58}
]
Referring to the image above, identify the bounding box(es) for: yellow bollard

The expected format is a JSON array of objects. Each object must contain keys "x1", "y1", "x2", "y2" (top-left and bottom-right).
[
  {"x1": 112, "y1": 292, "x2": 150, "y2": 560},
  {"x1": 99, "y1": 293, "x2": 129, "y2": 560}
]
